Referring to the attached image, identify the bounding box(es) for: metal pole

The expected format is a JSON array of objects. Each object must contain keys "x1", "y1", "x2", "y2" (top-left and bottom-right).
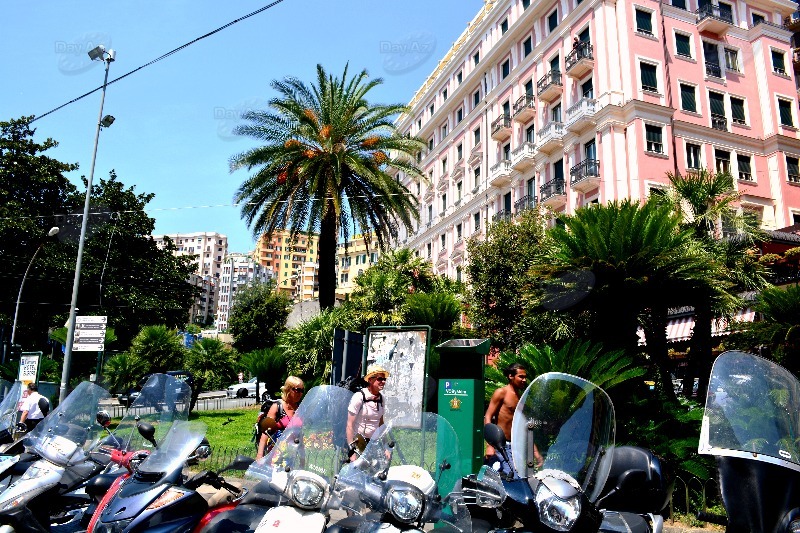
[
  {"x1": 60, "y1": 55, "x2": 112, "y2": 403},
  {"x1": 11, "y1": 243, "x2": 44, "y2": 346}
]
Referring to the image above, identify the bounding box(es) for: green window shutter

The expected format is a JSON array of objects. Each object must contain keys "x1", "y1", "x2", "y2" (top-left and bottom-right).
[
  {"x1": 641, "y1": 63, "x2": 658, "y2": 90},
  {"x1": 730, "y1": 98, "x2": 745, "y2": 122},
  {"x1": 709, "y1": 92, "x2": 725, "y2": 116},
  {"x1": 636, "y1": 10, "x2": 653, "y2": 33},
  {"x1": 787, "y1": 157, "x2": 799, "y2": 176},
  {"x1": 680, "y1": 85, "x2": 696, "y2": 112},
  {"x1": 772, "y1": 50, "x2": 786, "y2": 72},
  {"x1": 676, "y1": 34, "x2": 691, "y2": 57},
  {"x1": 737, "y1": 154, "x2": 751, "y2": 174},
  {"x1": 780, "y1": 100, "x2": 794, "y2": 127},
  {"x1": 645, "y1": 125, "x2": 661, "y2": 143}
]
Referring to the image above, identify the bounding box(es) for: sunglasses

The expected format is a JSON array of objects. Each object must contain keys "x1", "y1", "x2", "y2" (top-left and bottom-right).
[
  {"x1": 375, "y1": 377, "x2": 387, "y2": 382},
  {"x1": 291, "y1": 387, "x2": 305, "y2": 393}
]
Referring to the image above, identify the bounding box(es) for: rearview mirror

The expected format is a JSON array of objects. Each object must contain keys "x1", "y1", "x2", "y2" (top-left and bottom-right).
[
  {"x1": 194, "y1": 445, "x2": 212, "y2": 460},
  {"x1": 484, "y1": 423, "x2": 507, "y2": 449},
  {"x1": 95, "y1": 411, "x2": 111, "y2": 428},
  {"x1": 137, "y1": 422, "x2": 157, "y2": 447},
  {"x1": 221, "y1": 455, "x2": 255, "y2": 473}
]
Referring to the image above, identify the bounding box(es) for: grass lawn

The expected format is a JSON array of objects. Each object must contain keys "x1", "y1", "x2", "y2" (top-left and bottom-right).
[{"x1": 190, "y1": 405, "x2": 261, "y2": 451}]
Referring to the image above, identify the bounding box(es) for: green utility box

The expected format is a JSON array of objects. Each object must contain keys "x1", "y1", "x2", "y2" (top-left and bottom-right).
[{"x1": 436, "y1": 338, "x2": 490, "y2": 476}]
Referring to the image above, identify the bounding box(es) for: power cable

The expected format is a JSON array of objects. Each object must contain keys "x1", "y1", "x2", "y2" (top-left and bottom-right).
[{"x1": 31, "y1": 0, "x2": 288, "y2": 123}]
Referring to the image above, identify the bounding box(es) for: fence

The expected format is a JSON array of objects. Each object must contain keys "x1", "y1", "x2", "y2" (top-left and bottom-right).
[
  {"x1": 102, "y1": 396, "x2": 256, "y2": 418},
  {"x1": 670, "y1": 474, "x2": 722, "y2": 521}
]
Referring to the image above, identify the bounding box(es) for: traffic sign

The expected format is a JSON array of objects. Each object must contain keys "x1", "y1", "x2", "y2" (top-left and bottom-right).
[
  {"x1": 73, "y1": 343, "x2": 105, "y2": 352},
  {"x1": 76, "y1": 316, "x2": 107, "y2": 324},
  {"x1": 72, "y1": 316, "x2": 107, "y2": 351},
  {"x1": 75, "y1": 330, "x2": 105, "y2": 339}
]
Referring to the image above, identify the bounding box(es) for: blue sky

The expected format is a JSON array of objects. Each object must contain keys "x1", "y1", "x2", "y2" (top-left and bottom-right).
[{"x1": 1, "y1": 0, "x2": 484, "y2": 252}]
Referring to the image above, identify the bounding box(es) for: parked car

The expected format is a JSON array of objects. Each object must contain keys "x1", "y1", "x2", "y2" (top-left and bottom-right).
[
  {"x1": 226, "y1": 377, "x2": 268, "y2": 399},
  {"x1": 119, "y1": 370, "x2": 194, "y2": 407}
]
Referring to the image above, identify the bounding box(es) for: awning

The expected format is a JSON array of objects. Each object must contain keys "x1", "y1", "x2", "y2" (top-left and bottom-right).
[{"x1": 637, "y1": 308, "x2": 755, "y2": 345}]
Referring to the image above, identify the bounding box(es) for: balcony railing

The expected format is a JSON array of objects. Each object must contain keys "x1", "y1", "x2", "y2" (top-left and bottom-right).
[
  {"x1": 711, "y1": 113, "x2": 727, "y2": 131},
  {"x1": 705, "y1": 62, "x2": 722, "y2": 78},
  {"x1": 697, "y1": 4, "x2": 733, "y2": 24},
  {"x1": 514, "y1": 194, "x2": 537, "y2": 213},
  {"x1": 513, "y1": 93, "x2": 535, "y2": 121},
  {"x1": 570, "y1": 159, "x2": 600, "y2": 184},
  {"x1": 565, "y1": 42, "x2": 594, "y2": 71},
  {"x1": 565, "y1": 97, "x2": 597, "y2": 131},
  {"x1": 491, "y1": 114, "x2": 511, "y2": 135},
  {"x1": 537, "y1": 69, "x2": 563, "y2": 100},
  {"x1": 492, "y1": 210, "x2": 512, "y2": 223},
  {"x1": 540, "y1": 177, "x2": 566, "y2": 201}
]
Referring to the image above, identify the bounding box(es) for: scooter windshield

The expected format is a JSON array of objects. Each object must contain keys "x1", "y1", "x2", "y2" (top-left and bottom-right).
[
  {"x1": 27, "y1": 381, "x2": 110, "y2": 466},
  {"x1": 99, "y1": 373, "x2": 191, "y2": 452},
  {"x1": 336, "y1": 413, "x2": 472, "y2": 532},
  {"x1": 135, "y1": 420, "x2": 206, "y2": 476},
  {"x1": 512, "y1": 372, "x2": 615, "y2": 502},
  {"x1": 699, "y1": 350, "x2": 800, "y2": 472},
  {"x1": 247, "y1": 385, "x2": 352, "y2": 483},
  {"x1": 0, "y1": 382, "x2": 22, "y2": 432}
]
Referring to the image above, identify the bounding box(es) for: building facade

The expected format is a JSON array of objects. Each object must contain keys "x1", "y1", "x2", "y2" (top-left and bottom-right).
[
  {"x1": 253, "y1": 229, "x2": 320, "y2": 299},
  {"x1": 392, "y1": 0, "x2": 800, "y2": 279},
  {"x1": 153, "y1": 232, "x2": 228, "y2": 325},
  {"x1": 335, "y1": 234, "x2": 381, "y2": 300},
  {"x1": 216, "y1": 252, "x2": 273, "y2": 332}
]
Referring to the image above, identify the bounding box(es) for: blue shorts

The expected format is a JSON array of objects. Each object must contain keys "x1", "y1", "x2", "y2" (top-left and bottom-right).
[{"x1": 487, "y1": 443, "x2": 519, "y2": 478}]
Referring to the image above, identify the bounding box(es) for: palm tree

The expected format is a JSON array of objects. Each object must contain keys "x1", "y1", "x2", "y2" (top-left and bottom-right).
[
  {"x1": 102, "y1": 352, "x2": 147, "y2": 395},
  {"x1": 128, "y1": 325, "x2": 186, "y2": 374},
  {"x1": 184, "y1": 337, "x2": 237, "y2": 410},
  {"x1": 231, "y1": 65, "x2": 426, "y2": 310}
]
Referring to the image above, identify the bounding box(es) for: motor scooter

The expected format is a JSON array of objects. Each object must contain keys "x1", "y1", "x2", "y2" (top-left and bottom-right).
[
  {"x1": 0, "y1": 382, "x2": 35, "y2": 492},
  {"x1": 462, "y1": 372, "x2": 671, "y2": 533},
  {"x1": 697, "y1": 350, "x2": 800, "y2": 532}
]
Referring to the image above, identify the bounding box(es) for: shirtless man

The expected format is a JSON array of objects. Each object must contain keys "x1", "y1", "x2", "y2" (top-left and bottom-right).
[{"x1": 485, "y1": 363, "x2": 541, "y2": 476}]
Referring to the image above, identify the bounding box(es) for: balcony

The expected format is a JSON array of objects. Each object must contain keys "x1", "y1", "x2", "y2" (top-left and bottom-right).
[
  {"x1": 565, "y1": 42, "x2": 594, "y2": 79},
  {"x1": 786, "y1": 11, "x2": 800, "y2": 31},
  {"x1": 569, "y1": 159, "x2": 601, "y2": 193},
  {"x1": 492, "y1": 210, "x2": 512, "y2": 223},
  {"x1": 511, "y1": 141, "x2": 536, "y2": 171},
  {"x1": 540, "y1": 178, "x2": 567, "y2": 208},
  {"x1": 489, "y1": 159, "x2": 514, "y2": 187},
  {"x1": 537, "y1": 121, "x2": 564, "y2": 154},
  {"x1": 513, "y1": 93, "x2": 536, "y2": 123},
  {"x1": 491, "y1": 114, "x2": 512, "y2": 141},
  {"x1": 711, "y1": 113, "x2": 727, "y2": 131},
  {"x1": 696, "y1": 4, "x2": 734, "y2": 35},
  {"x1": 514, "y1": 194, "x2": 537, "y2": 214},
  {"x1": 437, "y1": 177, "x2": 449, "y2": 192},
  {"x1": 537, "y1": 70, "x2": 563, "y2": 102},
  {"x1": 565, "y1": 98, "x2": 597, "y2": 133},
  {"x1": 793, "y1": 47, "x2": 800, "y2": 74},
  {"x1": 705, "y1": 62, "x2": 722, "y2": 79}
]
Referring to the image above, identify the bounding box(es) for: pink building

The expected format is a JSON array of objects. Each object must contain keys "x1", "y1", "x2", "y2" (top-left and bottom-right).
[{"x1": 392, "y1": 0, "x2": 800, "y2": 278}]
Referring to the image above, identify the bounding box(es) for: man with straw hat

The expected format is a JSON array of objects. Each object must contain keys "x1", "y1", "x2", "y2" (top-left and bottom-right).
[{"x1": 346, "y1": 363, "x2": 389, "y2": 453}]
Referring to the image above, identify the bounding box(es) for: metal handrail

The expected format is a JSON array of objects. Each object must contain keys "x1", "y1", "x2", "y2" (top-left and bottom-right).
[{"x1": 566, "y1": 42, "x2": 594, "y2": 71}]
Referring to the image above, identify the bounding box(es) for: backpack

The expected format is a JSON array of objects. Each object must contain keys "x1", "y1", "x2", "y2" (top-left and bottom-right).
[
  {"x1": 37, "y1": 397, "x2": 50, "y2": 417},
  {"x1": 336, "y1": 375, "x2": 367, "y2": 393}
]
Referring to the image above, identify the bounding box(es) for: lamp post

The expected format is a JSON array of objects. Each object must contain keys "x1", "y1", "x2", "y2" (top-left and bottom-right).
[
  {"x1": 10, "y1": 227, "x2": 61, "y2": 347},
  {"x1": 59, "y1": 45, "x2": 116, "y2": 403}
]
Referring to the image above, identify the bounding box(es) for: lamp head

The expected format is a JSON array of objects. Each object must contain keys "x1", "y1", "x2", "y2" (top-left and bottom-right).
[
  {"x1": 47, "y1": 227, "x2": 60, "y2": 237},
  {"x1": 87, "y1": 45, "x2": 106, "y2": 61},
  {"x1": 100, "y1": 115, "x2": 115, "y2": 128}
]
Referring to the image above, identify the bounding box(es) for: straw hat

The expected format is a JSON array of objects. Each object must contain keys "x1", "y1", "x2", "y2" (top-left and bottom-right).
[{"x1": 364, "y1": 364, "x2": 390, "y2": 381}]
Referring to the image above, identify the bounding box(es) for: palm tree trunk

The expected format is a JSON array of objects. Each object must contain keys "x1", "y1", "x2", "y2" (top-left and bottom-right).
[
  {"x1": 643, "y1": 305, "x2": 677, "y2": 402},
  {"x1": 318, "y1": 208, "x2": 338, "y2": 311},
  {"x1": 693, "y1": 300, "x2": 713, "y2": 401}
]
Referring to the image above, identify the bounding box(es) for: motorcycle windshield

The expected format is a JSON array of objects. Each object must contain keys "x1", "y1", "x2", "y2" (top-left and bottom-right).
[
  {"x1": 512, "y1": 372, "x2": 615, "y2": 502},
  {"x1": 247, "y1": 385, "x2": 352, "y2": 483},
  {"x1": 699, "y1": 350, "x2": 800, "y2": 472},
  {"x1": 0, "y1": 382, "x2": 22, "y2": 432},
  {"x1": 135, "y1": 420, "x2": 206, "y2": 476},
  {"x1": 27, "y1": 381, "x2": 110, "y2": 466},
  {"x1": 100, "y1": 373, "x2": 191, "y2": 452},
  {"x1": 336, "y1": 413, "x2": 472, "y2": 532}
]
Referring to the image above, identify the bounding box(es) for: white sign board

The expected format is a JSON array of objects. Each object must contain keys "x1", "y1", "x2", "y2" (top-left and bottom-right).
[
  {"x1": 18, "y1": 354, "x2": 40, "y2": 386},
  {"x1": 73, "y1": 316, "x2": 107, "y2": 351}
]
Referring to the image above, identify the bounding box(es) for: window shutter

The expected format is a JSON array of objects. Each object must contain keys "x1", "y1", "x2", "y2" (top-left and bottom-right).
[{"x1": 709, "y1": 92, "x2": 725, "y2": 116}]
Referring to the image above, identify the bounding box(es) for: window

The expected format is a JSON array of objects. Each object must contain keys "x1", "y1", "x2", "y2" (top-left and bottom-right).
[
  {"x1": 474, "y1": 128, "x2": 481, "y2": 145},
  {"x1": 473, "y1": 51, "x2": 480, "y2": 65},
  {"x1": 457, "y1": 71, "x2": 463, "y2": 85},
  {"x1": 429, "y1": 103, "x2": 435, "y2": 116},
  {"x1": 752, "y1": 13, "x2": 765, "y2": 26},
  {"x1": 501, "y1": 59, "x2": 510, "y2": 79},
  {"x1": 686, "y1": 143, "x2": 701, "y2": 169},
  {"x1": 441, "y1": 194, "x2": 447, "y2": 211},
  {"x1": 427, "y1": 204, "x2": 433, "y2": 221},
  {"x1": 474, "y1": 166, "x2": 481, "y2": 188},
  {"x1": 675, "y1": 33, "x2": 692, "y2": 57},
  {"x1": 501, "y1": 19, "x2": 509, "y2": 34},
  {"x1": 554, "y1": 159, "x2": 564, "y2": 182},
  {"x1": 724, "y1": 48, "x2": 739, "y2": 71},
  {"x1": 672, "y1": 0, "x2": 686, "y2": 9},
  {"x1": 440, "y1": 234, "x2": 446, "y2": 248},
  {"x1": 522, "y1": 0, "x2": 530, "y2": 9},
  {"x1": 548, "y1": 10, "x2": 559, "y2": 32},
  {"x1": 737, "y1": 154, "x2": 752, "y2": 181},
  {"x1": 456, "y1": 267, "x2": 462, "y2": 283},
  {"x1": 788, "y1": 156, "x2": 800, "y2": 182},
  {"x1": 457, "y1": 143, "x2": 463, "y2": 160},
  {"x1": 582, "y1": 78, "x2": 594, "y2": 98},
  {"x1": 429, "y1": 137, "x2": 434, "y2": 151},
  {"x1": 680, "y1": 83, "x2": 696, "y2": 112},
  {"x1": 456, "y1": 181, "x2": 462, "y2": 200},
  {"x1": 526, "y1": 124, "x2": 535, "y2": 143},
  {"x1": 525, "y1": 79, "x2": 534, "y2": 96},
  {"x1": 645, "y1": 124, "x2": 663, "y2": 154},
  {"x1": 640, "y1": 62, "x2": 658, "y2": 92},
  {"x1": 715, "y1": 149, "x2": 731, "y2": 174},
  {"x1": 456, "y1": 108, "x2": 463, "y2": 124},
  {"x1": 442, "y1": 123, "x2": 448, "y2": 138},
  {"x1": 427, "y1": 242, "x2": 432, "y2": 258},
  {"x1": 442, "y1": 157, "x2": 448, "y2": 173},
  {"x1": 443, "y1": 88, "x2": 448, "y2": 101},
  {"x1": 473, "y1": 90, "x2": 481, "y2": 108},
  {"x1": 636, "y1": 9, "x2": 653, "y2": 35},
  {"x1": 474, "y1": 212, "x2": 481, "y2": 231},
  {"x1": 779, "y1": 98, "x2": 795, "y2": 127},
  {"x1": 579, "y1": 27, "x2": 591, "y2": 44},
  {"x1": 772, "y1": 50, "x2": 787, "y2": 75},
  {"x1": 503, "y1": 144, "x2": 511, "y2": 161},
  {"x1": 730, "y1": 97, "x2": 746, "y2": 125},
  {"x1": 456, "y1": 223, "x2": 462, "y2": 239},
  {"x1": 523, "y1": 36, "x2": 532, "y2": 57},
  {"x1": 551, "y1": 103, "x2": 562, "y2": 123},
  {"x1": 709, "y1": 91, "x2": 725, "y2": 120}
]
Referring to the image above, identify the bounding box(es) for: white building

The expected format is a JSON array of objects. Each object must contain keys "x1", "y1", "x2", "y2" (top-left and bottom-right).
[{"x1": 216, "y1": 252, "x2": 273, "y2": 331}]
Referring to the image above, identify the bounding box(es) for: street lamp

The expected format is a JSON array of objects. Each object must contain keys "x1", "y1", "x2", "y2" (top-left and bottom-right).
[
  {"x1": 59, "y1": 45, "x2": 116, "y2": 403},
  {"x1": 10, "y1": 226, "x2": 60, "y2": 347}
]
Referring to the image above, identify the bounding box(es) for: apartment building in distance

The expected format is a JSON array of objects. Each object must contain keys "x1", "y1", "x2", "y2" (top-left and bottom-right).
[
  {"x1": 391, "y1": 0, "x2": 800, "y2": 279},
  {"x1": 153, "y1": 232, "x2": 228, "y2": 325},
  {"x1": 335, "y1": 234, "x2": 380, "y2": 301},
  {"x1": 216, "y1": 252, "x2": 274, "y2": 331},
  {"x1": 254, "y1": 229, "x2": 320, "y2": 299}
]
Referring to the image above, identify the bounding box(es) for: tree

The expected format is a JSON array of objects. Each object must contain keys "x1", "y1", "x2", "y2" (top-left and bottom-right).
[
  {"x1": 184, "y1": 337, "x2": 237, "y2": 411},
  {"x1": 240, "y1": 347, "x2": 287, "y2": 399},
  {"x1": 227, "y1": 280, "x2": 291, "y2": 353},
  {"x1": 102, "y1": 352, "x2": 148, "y2": 395},
  {"x1": 404, "y1": 292, "x2": 461, "y2": 343},
  {"x1": 128, "y1": 325, "x2": 186, "y2": 374},
  {"x1": 230, "y1": 64, "x2": 425, "y2": 311},
  {"x1": 466, "y1": 209, "x2": 549, "y2": 349}
]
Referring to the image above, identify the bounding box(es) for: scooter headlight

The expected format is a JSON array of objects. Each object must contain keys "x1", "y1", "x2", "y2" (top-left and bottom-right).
[
  {"x1": 94, "y1": 519, "x2": 132, "y2": 533},
  {"x1": 535, "y1": 481, "x2": 581, "y2": 532},
  {"x1": 386, "y1": 486, "x2": 424, "y2": 523},
  {"x1": 290, "y1": 474, "x2": 326, "y2": 509}
]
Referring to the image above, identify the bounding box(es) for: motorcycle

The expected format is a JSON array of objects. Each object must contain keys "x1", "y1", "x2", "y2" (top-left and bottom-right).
[
  {"x1": 464, "y1": 372, "x2": 670, "y2": 533},
  {"x1": 198, "y1": 384, "x2": 353, "y2": 533},
  {"x1": 0, "y1": 382, "x2": 31, "y2": 491},
  {"x1": 328, "y1": 412, "x2": 472, "y2": 533},
  {"x1": 90, "y1": 419, "x2": 246, "y2": 533},
  {"x1": 698, "y1": 350, "x2": 800, "y2": 533},
  {"x1": 0, "y1": 373, "x2": 191, "y2": 532}
]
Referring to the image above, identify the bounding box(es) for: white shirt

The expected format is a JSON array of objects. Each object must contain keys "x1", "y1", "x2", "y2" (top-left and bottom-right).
[
  {"x1": 20, "y1": 392, "x2": 45, "y2": 420},
  {"x1": 348, "y1": 388, "x2": 385, "y2": 439}
]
